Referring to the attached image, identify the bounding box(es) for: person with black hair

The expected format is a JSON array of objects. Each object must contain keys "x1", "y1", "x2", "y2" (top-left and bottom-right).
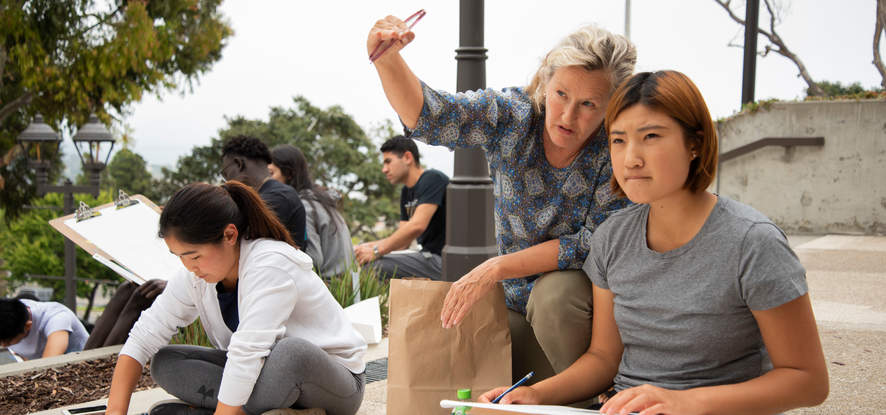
[
  {"x1": 353, "y1": 136, "x2": 448, "y2": 281},
  {"x1": 269, "y1": 144, "x2": 354, "y2": 277},
  {"x1": 106, "y1": 181, "x2": 366, "y2": 415},
  {"x1": 221, "y1": 135, "x2": 307, "y2": 250},
  {"x1": 0, "y1": 297, "x2": 88, "y2": 360}
]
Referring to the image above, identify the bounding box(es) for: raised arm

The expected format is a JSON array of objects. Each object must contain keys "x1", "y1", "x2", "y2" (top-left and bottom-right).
[{"x1": 368, "y1": 16, "x2": 423, "y2": 129}]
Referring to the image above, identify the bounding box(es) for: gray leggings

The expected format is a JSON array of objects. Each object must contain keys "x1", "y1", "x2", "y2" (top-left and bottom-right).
[{"x1": 151, "y1": 338, "x2": 365, "y2": 415}]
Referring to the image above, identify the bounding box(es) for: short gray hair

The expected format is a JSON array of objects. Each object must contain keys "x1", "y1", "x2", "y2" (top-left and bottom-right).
[{"x1": 526, "y1": 25, "x2": 637, "y2": 113}]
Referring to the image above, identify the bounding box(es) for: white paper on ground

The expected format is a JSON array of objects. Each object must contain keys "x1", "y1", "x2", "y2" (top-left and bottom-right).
[
  {"x1": 343, "y1": 296, "x2": 382, "y2": 344},
  {"x1": 440, "y1": 400, "x2": 604, "y2": 415}
]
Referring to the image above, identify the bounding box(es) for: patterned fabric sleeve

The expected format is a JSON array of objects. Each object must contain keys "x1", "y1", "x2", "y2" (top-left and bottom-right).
[
  {"x1": 405, "y1": 81, "x2": 534, "y2": 155},
  {"x1": 557, "y1": 159, "x2": 630, "y2": 270}
]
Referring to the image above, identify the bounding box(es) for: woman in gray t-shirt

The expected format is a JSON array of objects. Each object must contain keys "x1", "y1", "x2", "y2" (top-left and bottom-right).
[{"x1": 479, "y1": 71, "x2": 829, "y2": 414}]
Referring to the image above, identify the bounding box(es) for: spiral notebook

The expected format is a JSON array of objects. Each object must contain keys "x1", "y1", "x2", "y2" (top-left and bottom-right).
[{"x1": 49, "y1": 194, "x2": 186, "y2": 284}]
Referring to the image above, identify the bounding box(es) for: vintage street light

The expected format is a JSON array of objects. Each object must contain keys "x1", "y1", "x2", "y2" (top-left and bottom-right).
[
  {"x1": 16, "y1": 113, "x2": 62, "y2": 190},
  {"x1": 72, "y1": 114, "x2": 115, "y2": 193},
  {"x1": 16, "y1": 113, "x2": 115, "y2": 311}
]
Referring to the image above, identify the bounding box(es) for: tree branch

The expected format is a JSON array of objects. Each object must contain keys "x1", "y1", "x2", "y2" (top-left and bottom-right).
[
  {"x1": 713, "y1": 0, "x2": 824, "y2": 96},
  {"x1": 875, "y1": 0, "x2": 886, "y2": 89},
  {"x1": 0, "y1": 92, "x2": 34, "y2": 126}
]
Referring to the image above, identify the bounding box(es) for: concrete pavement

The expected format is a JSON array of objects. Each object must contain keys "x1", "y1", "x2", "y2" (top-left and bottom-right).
[{"x1": 787, "y1": 235, "x2": 886, "y2": 414}]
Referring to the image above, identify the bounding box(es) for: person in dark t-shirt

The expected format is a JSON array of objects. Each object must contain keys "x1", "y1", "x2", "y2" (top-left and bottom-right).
[
  {"x1": 354, "y1": 136, "x2": 448, "y2": 280},
  {"x1": 221, "y1": 135, "x2": 307, "y2": 248}
]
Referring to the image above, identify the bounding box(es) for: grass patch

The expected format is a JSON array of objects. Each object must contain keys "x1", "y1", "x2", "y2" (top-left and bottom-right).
[
  {"x1": 171, "y1": 318, "x2": 213, "y2": 347},
  {"x1": 324, "y1": 261, "x2": 390, "y2": 329}
]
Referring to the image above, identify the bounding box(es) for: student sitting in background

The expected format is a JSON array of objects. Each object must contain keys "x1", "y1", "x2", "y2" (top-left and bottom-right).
[
  {"x1": 84, "y1": 279, "x2": 166, "y2": 350},
  {"x1": 0, "y1": 297, "x2": 89, "y2": 360},
  {"x1": 269, "y1": 144, "x2": 354, "y2": 278},
  {"x1": 221, "y1": 135, "x2": 307, "y2": 250},
  {"x1": 479, "y1": 71, "x2": 829, "y2": 414}
]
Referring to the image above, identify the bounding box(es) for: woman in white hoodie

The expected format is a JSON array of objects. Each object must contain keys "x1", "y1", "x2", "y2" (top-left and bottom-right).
[{"x1": 106, "y1": 181, "x2": 367, "y2": 415}]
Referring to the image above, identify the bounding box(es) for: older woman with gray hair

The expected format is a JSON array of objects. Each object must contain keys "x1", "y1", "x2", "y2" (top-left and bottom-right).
[{"x1": 368, "y1": 18, "x2": 636, "y2": 383}]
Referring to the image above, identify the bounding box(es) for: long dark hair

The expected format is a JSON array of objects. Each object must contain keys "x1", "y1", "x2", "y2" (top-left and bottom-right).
[
  {"x1": 159, "y1": 181, "x2": 295, "y2": 247},
  {"x1": 270, "y1": 144, "x2": 341, "y2": 233}
]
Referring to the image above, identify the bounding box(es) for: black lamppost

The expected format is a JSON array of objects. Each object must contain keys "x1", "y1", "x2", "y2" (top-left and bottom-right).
[
  {"x1": 17, "y1": 114, "x2": 115, "y2": 311},
  {"x1": 442, "y1": 0, "x2": 497, "y2": 281}
]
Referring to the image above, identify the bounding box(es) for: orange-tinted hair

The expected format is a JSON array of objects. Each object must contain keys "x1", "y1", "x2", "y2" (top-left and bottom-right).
[{"x1": 604, "y1": 70, "x2": 718, "y2": 196}]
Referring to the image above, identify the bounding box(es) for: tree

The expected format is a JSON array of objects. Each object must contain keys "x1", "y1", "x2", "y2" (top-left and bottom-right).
[
  {"x1": 875, "y1": 0, "x2": 886, "y2": 88},
  {"x1": 103, "y1": 148, "x2": 161, "y2": 201},
  {"x1": 0, "y1": 0, "x2": 232, "y2": 220},
  {"x1": 155, "y1": 96, "x2": 400, "y2": 240},
  {"x1": 0, "y1": 191, "x2": 119, "y2": 318},
  {"x1": 714, "y1": 0, "x2": 826, "y2": 96}
]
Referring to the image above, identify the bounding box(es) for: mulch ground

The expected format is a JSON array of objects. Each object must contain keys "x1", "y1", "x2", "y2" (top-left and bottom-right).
[{"x1": 0, "y1": 356, "x2": 156, "y2": 415}]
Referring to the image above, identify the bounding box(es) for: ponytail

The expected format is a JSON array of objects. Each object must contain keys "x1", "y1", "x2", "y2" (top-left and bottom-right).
[
  {"x1": 221, "y1": 181, "x2": 294, "y2": 245},
  {"x1": 159, "y1": 181, "x2": 295, "y2": 247}
]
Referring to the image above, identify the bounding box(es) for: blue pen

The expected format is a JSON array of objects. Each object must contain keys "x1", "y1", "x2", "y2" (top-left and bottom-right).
[{"x1": 492, "y1": 371, "x2": 534, "y2": 404}]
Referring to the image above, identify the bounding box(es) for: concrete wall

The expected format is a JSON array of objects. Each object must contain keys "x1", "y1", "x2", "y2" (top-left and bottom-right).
[{"x1": 716, "y1": 100, "x2": 886, "y2": 235}]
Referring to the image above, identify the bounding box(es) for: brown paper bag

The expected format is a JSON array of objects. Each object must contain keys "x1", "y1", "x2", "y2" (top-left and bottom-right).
[{"x1": 386, "y1": 279, "x2": 512, "y2": 415}]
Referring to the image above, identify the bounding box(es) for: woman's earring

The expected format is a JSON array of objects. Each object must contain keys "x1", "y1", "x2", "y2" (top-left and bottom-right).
[{"x1": 691, "y1": 151, "x2": 697, "y2": 159}]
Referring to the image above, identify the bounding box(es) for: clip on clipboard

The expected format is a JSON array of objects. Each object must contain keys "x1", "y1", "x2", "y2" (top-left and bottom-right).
[{"x1": 49, "y1": 193, "x2": 185, "y2": 285}]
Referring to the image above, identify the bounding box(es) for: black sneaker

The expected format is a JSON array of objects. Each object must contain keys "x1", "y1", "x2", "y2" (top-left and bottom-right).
[{"x1": 148, "y1": 400, "x2": 214, "y2": 415}]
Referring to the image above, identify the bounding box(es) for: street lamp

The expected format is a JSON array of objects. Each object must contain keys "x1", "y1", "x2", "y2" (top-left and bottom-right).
[
  {"x1": 73, "y1": 114, "x2": 115, "y2": 192},
  {"x1": 16, "y1": 113, "x2": 115, "y2": 311},
  {"x1": 16, "y1": 113, "x2": 62, "y2": 190}
]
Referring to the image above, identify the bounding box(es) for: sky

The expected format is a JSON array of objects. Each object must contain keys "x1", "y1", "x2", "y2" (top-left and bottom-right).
[{"x1": 83, "y1": 0, "x2": 881, "y2": 178}]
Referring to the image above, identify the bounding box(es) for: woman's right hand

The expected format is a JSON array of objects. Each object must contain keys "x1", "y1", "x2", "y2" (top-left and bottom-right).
[
  {"x1": 478, "y1": 386, "x2": 542, "y2": 405},
  {"x1": 367, "y1": 15, "x2": 416, "y2": 62}
]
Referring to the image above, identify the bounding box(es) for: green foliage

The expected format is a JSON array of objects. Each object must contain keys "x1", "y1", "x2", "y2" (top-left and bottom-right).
[
  {"x1": 325, "y1": 261, "x2": 390, "y2": 329},
  {"x1": 0, "y1": 191, "x2": 120, "y2": 302},
  {"x1": 171, "y1": 318, "x2": 213, "y2": 348},
  {"x1": 740, "y1": 98, "x2": 779, "y2": 114},
  {"x1": 102, "y1": 148, "x2": 162, "y2": 201},
  {"x1": 806, "y1": 80, "x2": 886, "y2": 101},
  {"x1": 155, "y1": 96, "x2": 400, "y2": 241},
  {"x1": 0, "y1": 0, "x2": 233, "y2": 221},
  {"x1": 812, "y1": 80, "x2": 866, "y2": 97}
]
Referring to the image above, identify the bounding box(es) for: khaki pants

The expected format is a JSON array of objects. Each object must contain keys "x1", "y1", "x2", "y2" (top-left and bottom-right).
[{"x1": 509, "y1": 270, "x2": 593, "y2": 386}]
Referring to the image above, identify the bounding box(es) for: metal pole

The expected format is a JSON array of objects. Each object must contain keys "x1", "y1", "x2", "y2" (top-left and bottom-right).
[
  {"x1": 443, "y1": 0, "x2": 497, "y2": 281},
  {"x1": 624, "y1": 0, "x2": 631, "y2": 40},
  {"x1": 62, "y1": 180, "x2": 77, "y2": 312},
  {"x1": 741, "y1": 0, "x2": 759, "y2": 106}
]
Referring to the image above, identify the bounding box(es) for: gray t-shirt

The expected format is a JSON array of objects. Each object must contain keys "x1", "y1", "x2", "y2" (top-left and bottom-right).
[
  {"x1": 11, "y1": 299, "x2": 89, "y2": 360},
  {"x1": 583, "y1": 196, "x2": 807, "y2": 391}
]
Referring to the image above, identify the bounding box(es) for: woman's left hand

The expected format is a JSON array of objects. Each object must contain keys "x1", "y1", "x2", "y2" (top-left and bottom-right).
[
  {"x1": 440, "y1": 257, "x2": 502, "y2": 328},
  {"x1": 599, "y1": 384, "x2": 702, "y2": 415}
]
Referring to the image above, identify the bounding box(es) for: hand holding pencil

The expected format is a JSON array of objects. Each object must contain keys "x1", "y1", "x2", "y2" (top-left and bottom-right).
[
  {"x1": 367, "y1": 11, "x2": 424, "y2": 63},
  {"x1": 478, "y1": 372, "x2": 541, "y2": 405}
]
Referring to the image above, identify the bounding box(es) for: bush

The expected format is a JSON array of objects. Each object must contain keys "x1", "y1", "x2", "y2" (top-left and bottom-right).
[{"x1": 324, "y1": 261, "x2": 390, "y2": 329}]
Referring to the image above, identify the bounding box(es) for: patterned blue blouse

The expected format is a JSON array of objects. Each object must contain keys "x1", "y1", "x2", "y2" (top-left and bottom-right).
[{"x1": 406, "y1": 82, "x2": 630, "y2": 314}]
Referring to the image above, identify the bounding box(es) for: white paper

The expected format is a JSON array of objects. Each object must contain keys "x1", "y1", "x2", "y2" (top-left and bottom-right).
[
  {"x1": 63, "y1": 201, "x2": 185, "y2": 282},
  {"x1": 92, "y1": 253, "x2": 144, "y2": 284},
  {"x1": 440, "y1": 400, "x2": 603, "y2": 415},
  {"x1": 344, "y1": 296, "x2": 382, "y2": 344}
]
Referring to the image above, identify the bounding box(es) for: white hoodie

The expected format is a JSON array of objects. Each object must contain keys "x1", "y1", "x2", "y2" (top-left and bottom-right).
[{"x1": 120, "y1": 238, "x2": 366, "y2": 406}]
